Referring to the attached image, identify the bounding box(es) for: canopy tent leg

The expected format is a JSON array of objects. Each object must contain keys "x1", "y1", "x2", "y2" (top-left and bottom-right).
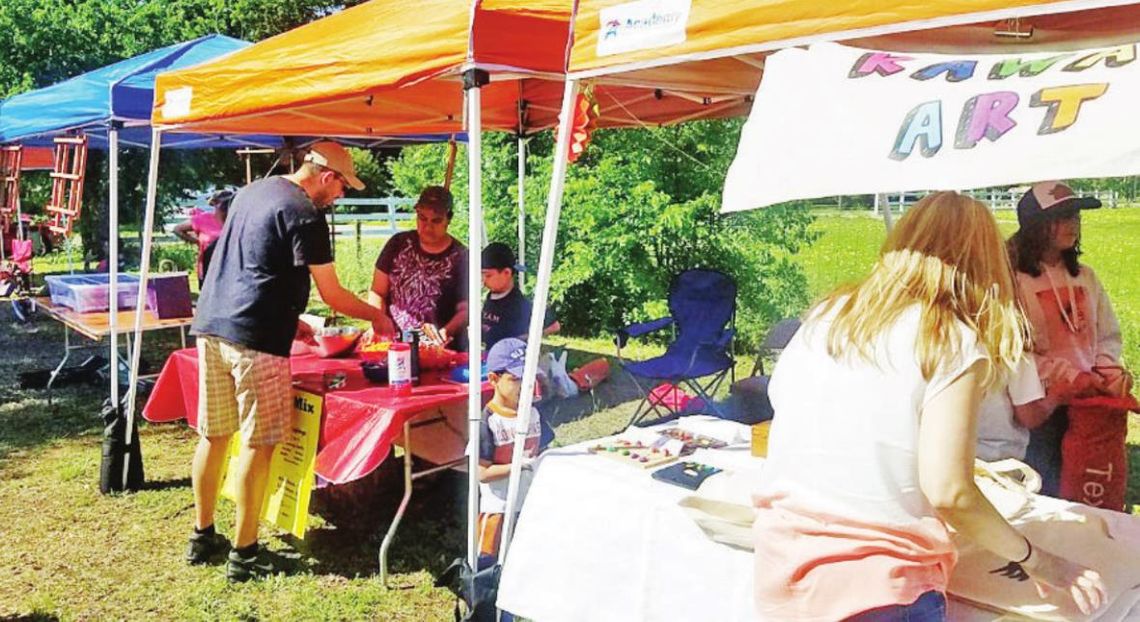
[
  {"x1": 108, "y1": 126, "x2": 120, "y2": 420},
  {"x1": 517, "y1": 135, "x2": 527, "y2": 292},
  {"x1": 498, "y1": 79, "x2": 579, "y2": 568},
  {"x1": 122, "y1": 128, "x2": 163, "y2": 489},
  {"x1": 464, "y1": 69, "x2": 488, "y2": 574},
  {"x1": 879, "y1": 193, "x2": 894, "y2": 232}
]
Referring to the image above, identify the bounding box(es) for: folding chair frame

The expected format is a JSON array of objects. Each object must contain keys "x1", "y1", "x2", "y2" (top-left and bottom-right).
[{"x1": 614, "y1": 269, "x2": 738, "y2": 429}]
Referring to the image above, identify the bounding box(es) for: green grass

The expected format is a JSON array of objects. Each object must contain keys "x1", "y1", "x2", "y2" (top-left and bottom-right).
[{"x1": 4, "y1": 208, "x2": 1140, "y2": 619}]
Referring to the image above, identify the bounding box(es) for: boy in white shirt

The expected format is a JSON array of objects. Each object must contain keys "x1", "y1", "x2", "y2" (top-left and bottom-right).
[{"x1": 976, "y1": 354, "x2": 1055, "y2": 462}]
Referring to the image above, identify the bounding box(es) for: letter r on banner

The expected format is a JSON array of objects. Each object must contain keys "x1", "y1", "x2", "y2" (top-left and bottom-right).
[{"x1": 956, "y1": 92, "x2": 1019, "y2": 149}]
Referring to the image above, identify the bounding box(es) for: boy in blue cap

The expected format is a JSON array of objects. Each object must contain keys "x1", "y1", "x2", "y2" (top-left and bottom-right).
[{"x1": 476, "y1": 337, "x2": 554, "y2": 567}]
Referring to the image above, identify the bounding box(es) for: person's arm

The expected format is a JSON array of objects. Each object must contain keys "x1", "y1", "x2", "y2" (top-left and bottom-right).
[
  {"x1": 479, "y1": 460, "x2": 512, "y2": 483},
  {"x1": 367, "y1": 268, "x2": 397, "y2": 335},
  {"x1": 1009, "y1": 354, "x2": 1054, "y2": 430},
  {"x1": 442, "y1": 301, "x2": 468, "y2": 344},
  {"x1": 543, "y1": 320, "x2": 561, "y2": 337},
  {"x1": 919, "y1": 361, "x2": 1106, "y2": 615},
  {"x1": 309, "y1": 263, "x2": 386, "y2": 332},
  {"x1": 172, "y1": 221, "x2": 198, "y2": 244},
  {"x1": 1012, "y1": 397, "x2": 1055, "y2": 430}
]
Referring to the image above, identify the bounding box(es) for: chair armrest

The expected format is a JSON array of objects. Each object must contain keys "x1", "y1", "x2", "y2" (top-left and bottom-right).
[{"x1": 614, "y1": 316, "x2": 673, "y2": 350}]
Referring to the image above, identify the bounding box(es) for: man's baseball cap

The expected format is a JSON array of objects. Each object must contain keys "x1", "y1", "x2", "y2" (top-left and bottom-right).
[
  {"x1": 1017, "y1": 181, "x2": 1100, "y2": 228},
  {"x1": 487, "y1": 337, "x2": 528, "y2": 377},
  {"x1": 303, "y1": 141, "x2": 364, "y2": 191},
  {"x1": 482, "y1": 242, "x2": 519, "y2": 271},
  {"x1": 416, "y1": 185, "x2": 454, "y2": 215}
]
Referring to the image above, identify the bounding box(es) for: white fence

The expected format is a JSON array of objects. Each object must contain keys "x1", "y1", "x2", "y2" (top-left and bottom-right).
[
  {"x1": 166, "y1": 196, "x2": 417, "y2": 237},
  {"x1": 871, "y1": 188, "x2": 1123, "y2": 215},
  {"x1": 329, "y1": 197, "x2": 416, "y2": 236}
]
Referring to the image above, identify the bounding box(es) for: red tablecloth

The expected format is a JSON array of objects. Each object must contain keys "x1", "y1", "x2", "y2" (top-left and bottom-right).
[{"x1": 143, "y1": 346, "x2": 491, "y2": 484}]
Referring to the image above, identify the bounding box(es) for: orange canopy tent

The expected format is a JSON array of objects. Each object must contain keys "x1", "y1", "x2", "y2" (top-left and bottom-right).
[
  {"x1": 138, "y1": 0, "x2": 585, "y2": 582},
  {"x1": 152, "y1": 0, "x2": 573, "y2": 137},
  {"x1": 493, "y1": 0, "x2": 1140, "y2": 575}
]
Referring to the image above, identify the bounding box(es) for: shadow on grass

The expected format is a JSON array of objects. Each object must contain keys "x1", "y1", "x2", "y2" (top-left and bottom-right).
[
  {"x1": 0, "y1": 613, "x2": 61, "y2": 622},
  {"x1": 139, "y1": 476, "x2": 191, "y2": 491},
  {"x1": 295, "y1": 462, "x2": 467, "y2": 581},
  {"x1": 0, "y1": 314, "x2": 186, "y2": 463}
]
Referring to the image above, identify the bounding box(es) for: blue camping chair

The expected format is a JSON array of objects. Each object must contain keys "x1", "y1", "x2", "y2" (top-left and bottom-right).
[{"x1": 615, "y1": 269, "x2": 736, "y2": 427}]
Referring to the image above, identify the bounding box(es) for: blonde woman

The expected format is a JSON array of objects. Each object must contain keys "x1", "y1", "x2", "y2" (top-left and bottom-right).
[{"x1": 752, "y1": 193, "x2": 1105, "y2": 621}]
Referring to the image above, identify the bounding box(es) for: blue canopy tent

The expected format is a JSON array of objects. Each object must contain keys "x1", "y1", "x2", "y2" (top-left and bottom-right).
[
  {"x1": 0, "y1": 35, "x2": 290, "y2": 486},
  {"x1": 0, "y1": 34, "x2": 284, "y2": 150}
]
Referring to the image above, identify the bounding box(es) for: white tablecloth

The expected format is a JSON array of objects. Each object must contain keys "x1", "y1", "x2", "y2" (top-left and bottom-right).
[{"x1": 498, "y1": 420, "x2": 1140, "y2": 622}]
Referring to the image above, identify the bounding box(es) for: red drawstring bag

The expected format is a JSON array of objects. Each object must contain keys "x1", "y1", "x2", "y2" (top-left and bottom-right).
[
  {"x1": 648, "y1": 384, "x2": 694, "y2": 411},
  {"x1": 1059, "y1": 395, "x2": 1138, "y2": 512},
  {"x1": 570, "y1": 357, "x2": 610, "y2": 392}
]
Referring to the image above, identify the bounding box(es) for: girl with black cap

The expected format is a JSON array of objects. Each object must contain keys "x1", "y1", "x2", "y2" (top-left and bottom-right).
[{"x1": 1008, "y1": 181, "x2": 1128, "y2": 501}]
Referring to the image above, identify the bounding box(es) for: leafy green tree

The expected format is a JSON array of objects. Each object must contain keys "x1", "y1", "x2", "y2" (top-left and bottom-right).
[
  {"x1": 387, "y1": 121, "x2": 819, "y2": 346},
  {"x1": 0, "y1": 0, "x2": 368, "y2": 256}
]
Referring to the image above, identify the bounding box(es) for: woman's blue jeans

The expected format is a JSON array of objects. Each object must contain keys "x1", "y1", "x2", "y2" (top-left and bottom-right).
[{"x1": 846, "y1": 591, "x2": 947, "y2": 622}]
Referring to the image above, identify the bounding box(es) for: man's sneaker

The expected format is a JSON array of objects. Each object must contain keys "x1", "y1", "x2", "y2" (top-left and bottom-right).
[
  {"x1": 186, "y1": 531, "x2": 230, "y2": 565},
  {"x1": 226, "y1": 548, "x2": 284, "y2": 583}
]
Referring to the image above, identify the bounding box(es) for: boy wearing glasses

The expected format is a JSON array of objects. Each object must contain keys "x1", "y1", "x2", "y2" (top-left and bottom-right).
[{"x1": 369, "y1": 185, "x2": 469, "y2": 349}]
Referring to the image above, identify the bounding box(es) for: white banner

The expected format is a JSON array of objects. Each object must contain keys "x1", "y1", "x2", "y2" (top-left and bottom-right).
[{"x1": 722, "y1": 41, "x2": 1140, "y2": 212}]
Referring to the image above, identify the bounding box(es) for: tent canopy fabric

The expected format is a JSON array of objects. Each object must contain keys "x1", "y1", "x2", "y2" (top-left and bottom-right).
[
  {"x1": 0, "y1": 34, "x2": 283, "y2": 149},
  {"x1": 562, "y1": 0, "x2": 1140, "y2": 129},
  {"x1": 151, "y1": 0, "x2": 574, "y2": 137}
]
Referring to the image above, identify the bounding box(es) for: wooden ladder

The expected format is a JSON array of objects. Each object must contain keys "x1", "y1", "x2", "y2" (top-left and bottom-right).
[
  {"x1": 0, "y1": 145, "x2": 22, "y2": 232},
  {"x1": 45, "y1": 134, "x2": 88, "y2": 237}
]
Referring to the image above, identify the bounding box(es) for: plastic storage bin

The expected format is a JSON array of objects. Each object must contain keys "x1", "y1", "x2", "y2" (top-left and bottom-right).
[{"x1": 45, "y1": 274, "x2": 144, "y2": 313}]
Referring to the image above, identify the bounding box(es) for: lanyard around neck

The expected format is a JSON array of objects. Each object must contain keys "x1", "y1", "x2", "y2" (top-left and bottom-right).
[{"x1": 1042, "y1": 265, "x2": 1080, "y2": 334}]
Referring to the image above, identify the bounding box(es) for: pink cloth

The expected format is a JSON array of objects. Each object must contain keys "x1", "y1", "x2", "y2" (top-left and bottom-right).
[
  {"x1": 143, "y1": 345, "x2": 492, "y2": 484},
  {"x1": 752, "y1": 492, "x2": 956, "y2": 621},
  {"x1": 189, "y1": 209, "x2": 223, "y2": 277}
]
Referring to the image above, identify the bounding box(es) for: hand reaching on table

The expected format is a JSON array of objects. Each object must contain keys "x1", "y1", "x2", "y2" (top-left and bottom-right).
[
  {"x1": 371, "y1": 312, "x2": 397, "y2": 339},
  {"x1": 295, "y1": 320, "x2": 316, "y2": 344},
  {"x1": 1023, "y1": 543, "x2": 1106, "y2": 616}
]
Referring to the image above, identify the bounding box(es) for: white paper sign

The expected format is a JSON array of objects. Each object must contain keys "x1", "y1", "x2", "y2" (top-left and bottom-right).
[
  {"x1": 160, "y1": 86, "x2": 193, "y2": 120},
  {"x1": 597, "y1": 0, "x2": 691, "y2": 57},
  {"x1": 722, "y1": 42, "x2": 1140, "y2": 212}
]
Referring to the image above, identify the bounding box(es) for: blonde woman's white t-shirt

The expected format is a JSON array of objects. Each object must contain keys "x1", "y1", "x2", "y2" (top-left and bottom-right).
[{"x1": 753, "y1": 303, "x2": 986, "y2": 621}]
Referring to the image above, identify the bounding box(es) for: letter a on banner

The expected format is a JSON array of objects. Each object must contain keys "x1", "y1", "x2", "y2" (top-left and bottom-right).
[{"x1": 891, "y1": 101, "x2": 942, "y2": 160}]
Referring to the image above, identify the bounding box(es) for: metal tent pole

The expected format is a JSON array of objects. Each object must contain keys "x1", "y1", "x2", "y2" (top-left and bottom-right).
[
  {"x1": 464, "y1": 69, "x2": 488, "y2": 573},
  {"x1": 108, "y1": 126, "x2": 120, "y2": 418},
  {"x1": 517, "y1": 135, "x2": 527, "y2": 292},
  {"x1": 879, "y1": 193, "x2": 894, "y2": 232},
  {"x1": 121, "y1": 128, "x2": 162, "y2": 489},
  {"x1": 498, "y1": 79, "x2": 579, "y2": 565}
]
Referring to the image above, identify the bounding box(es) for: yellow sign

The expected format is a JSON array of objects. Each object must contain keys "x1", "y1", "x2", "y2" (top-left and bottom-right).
[
  {"x1": 220, "y1": 390, "x2": 322, "y2": 538},
  {"x1": 751, "y1": 420, "x2": 772, "y2": 458}
]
